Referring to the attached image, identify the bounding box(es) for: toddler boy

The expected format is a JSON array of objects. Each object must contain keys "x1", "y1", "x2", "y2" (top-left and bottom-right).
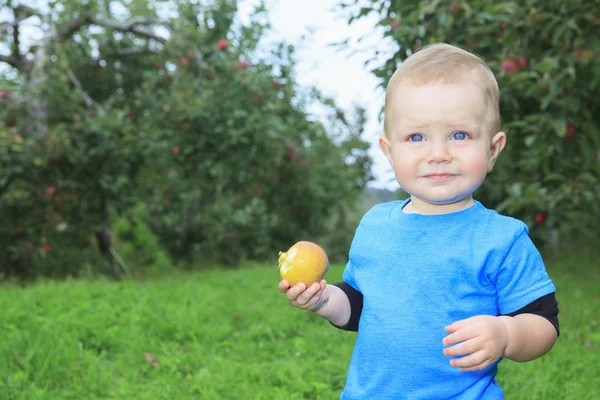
[{"x1": 279, "y1": 43, "x2": 559, "y2": 399}]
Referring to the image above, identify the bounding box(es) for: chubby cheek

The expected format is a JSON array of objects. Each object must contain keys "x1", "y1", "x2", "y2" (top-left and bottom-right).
[
  {"x1": 460, "y1": 152, "x2": 489, "y2": 183},
  {"x1": 390, "y1": 151, "x2": 419, "y2": 186}
]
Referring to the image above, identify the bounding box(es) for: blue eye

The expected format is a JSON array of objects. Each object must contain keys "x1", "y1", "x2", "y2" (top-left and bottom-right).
[
  {"x1": 409, "y1": 134, "x2": 424, "y2": 142},
  {"x1": 451, "y1": 131, "x2": 468, "y2": 140}
]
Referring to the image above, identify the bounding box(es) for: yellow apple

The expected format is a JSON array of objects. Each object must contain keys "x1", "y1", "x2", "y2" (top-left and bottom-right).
[{"x1": 278, "y1": 241, "x2": 329, "y2": 286}]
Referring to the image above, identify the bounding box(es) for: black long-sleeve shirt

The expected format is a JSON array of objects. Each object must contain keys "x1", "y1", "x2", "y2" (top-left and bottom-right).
[{"x1": 331, "y1": 281, "x2": 559, "y2": 335}]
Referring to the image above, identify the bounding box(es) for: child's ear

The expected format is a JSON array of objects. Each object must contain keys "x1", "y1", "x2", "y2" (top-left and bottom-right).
[
  {"x1": 379, "y1": 135, "x2": 394, "y2": 166},
  {"x1": 488, "y1": 131, "x2": 506, "y2": 172}
]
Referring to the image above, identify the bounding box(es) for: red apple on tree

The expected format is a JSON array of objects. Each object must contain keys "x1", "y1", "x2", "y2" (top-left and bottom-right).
[
  {"x1": 566, "y1": 123, "x2": 576, "y2": 140},
  {"x1": 501, "y1": 59, "x2": 519, "y2": 75},
  {"x1": 235, "y1": 60, "x2": 250, "y2": 70},
  {"x1": 218, "y1": 39, "x2": 229, "y2": 50},
  {"x1": 518, "y1": 56, "x2": 528, "y2": 68},
  {"x1": 45, "y1": 186, "x2": 56, "y2": 197},
  {"x1": 534, "y1": 212, "x2": 547, "y2": 223}
]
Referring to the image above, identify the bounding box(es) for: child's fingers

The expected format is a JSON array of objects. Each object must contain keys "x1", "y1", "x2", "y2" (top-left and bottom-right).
[
  {"x1": 450, "y1": 350, "x2": 490, "y2": 371},
  {"x1": 443, "y1": 337, "x2": 481, "y2": 357},
  {"x1": 278, "y1": 280, "x2": 291, "y2": 293},
  {"x1": 295, "y1": 282, "x2": 321, "y2": 305},
  {"x1": 443, "y1": 325, "x2": 478, "y2": 346},
  {"x1": 449, "y1": 349, "x2": 487, "y2": 370},
  {"x1": 285, "y1": 283, "x2": 307, "y2": 301},
  {"x1": 458, "y1": 361, "x2": 490, "y2": 372},
  {"x1": 317, "y1": 280, "x2": 327, "y2": 295},
  {"x1": 310, "y1": 280, "x2": 327, "y2": 302},
  {"x1": 444, "y1": 316, "x2": 477, "y2": 333}
]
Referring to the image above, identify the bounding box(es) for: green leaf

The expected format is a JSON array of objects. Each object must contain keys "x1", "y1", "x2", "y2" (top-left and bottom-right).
[
  {"x1": 524, "y1": 135, "x2": 536, "y2": 147},
  {"x1": 552, "y1": 118, "x2": 567, "y2": 137}
]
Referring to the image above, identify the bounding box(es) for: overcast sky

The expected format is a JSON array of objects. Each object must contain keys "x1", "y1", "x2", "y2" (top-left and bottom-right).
[{"x1": 238, "y1": 0, "x2": 399, "y2": 189}]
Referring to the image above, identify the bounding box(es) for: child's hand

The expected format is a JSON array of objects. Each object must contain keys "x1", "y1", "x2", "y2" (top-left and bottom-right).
[
  {"x1": 278, "y1": 279, "x2": 328, "y2": 311},
  {"x1": 442, "y1": 315, "x2": 509, "y2": 372}
]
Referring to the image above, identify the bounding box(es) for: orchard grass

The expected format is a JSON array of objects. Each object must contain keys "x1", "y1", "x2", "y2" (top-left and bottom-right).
[{"x1": 0, "y1": 250, "x2": 597, "y2": 399}]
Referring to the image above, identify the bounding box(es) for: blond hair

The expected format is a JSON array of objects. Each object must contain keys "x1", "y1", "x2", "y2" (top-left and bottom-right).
[{"x1": 383, "y1": 43, "x2": 500, "y2": 137}]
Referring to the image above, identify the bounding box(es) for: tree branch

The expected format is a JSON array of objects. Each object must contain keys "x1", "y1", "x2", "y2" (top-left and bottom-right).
[
  {"x1": 2, "y1": 11, "x2": 169, "y2": 69},
  {"x1": 0, "y1": 19, "x2": 21, "y2": 34},
  {"x1": 12, "y1": 13, "x2": 21, "y2": 67},
  {"x1": 65, "y1": 68, "x2": 99, "y2": 110},
  {"x1": 0, "y1": 54, "x2": 18, "y2": 68},
  {"x1": 56, "y1": 15, "x2": 92, "y2": 42},
  {"x1": 0, "y1": 5, "x2": 38, "y2": 34},
  {"x1": 57, "y1": 14, "x2": 169, "y2": 43},
  {"x1": 116, "y1": 47, "x2": 151, "y2": 56},
  {"x1": 0, "y1": 5, "x2": 39, "y2": 69},
  {"x1": 93, "y1": 15, "x2": 168, "y2": 43}
]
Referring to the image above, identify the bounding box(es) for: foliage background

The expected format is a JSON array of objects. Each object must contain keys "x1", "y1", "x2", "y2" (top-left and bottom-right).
[
  {"x1": 0, "y1": 0, "x2": 371, "y2": 279},
  {"x1": 0, "y1": 1, "x2": 598, "y2": 276}
]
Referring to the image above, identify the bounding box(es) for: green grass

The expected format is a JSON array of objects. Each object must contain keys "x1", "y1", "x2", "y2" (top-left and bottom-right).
[{"x1": 1, "y1": 251, "x2": 598, "y2": 399}]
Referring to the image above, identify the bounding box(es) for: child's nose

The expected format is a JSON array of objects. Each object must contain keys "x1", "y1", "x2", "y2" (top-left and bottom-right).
[{"x1": 427, "y1": 141, "x2": 452, "y2": 164}]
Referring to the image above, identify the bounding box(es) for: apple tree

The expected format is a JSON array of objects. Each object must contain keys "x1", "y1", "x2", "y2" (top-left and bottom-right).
[
  {"x1": 0, "y1": 0, "x2": 372, "y2": 278},
  {"x1": 131, "y1": 3, "x2": 372, "y2": 266},
  {"x1": 337, "y1": 0, "x2": 600, "y2": 248}
]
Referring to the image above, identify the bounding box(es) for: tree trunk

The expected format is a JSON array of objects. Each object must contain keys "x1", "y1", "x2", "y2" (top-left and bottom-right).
[
  {"x1": 95, "y1": 229, "x2": 114, "y2": 265},
  {"x1": 23, "y1": 45, "x2": 49, "y2": 140},
  {"x1": 95, "y1": 196, "x2": 115, "y2": 268},
  {"x1": 4, "y1": 245, "x2": 32, "y2": 282}
]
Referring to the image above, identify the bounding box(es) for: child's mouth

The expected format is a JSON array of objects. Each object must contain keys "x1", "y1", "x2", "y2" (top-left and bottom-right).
[{"x1": 424, "y1": 174, "x2": 455, "y2": 181}]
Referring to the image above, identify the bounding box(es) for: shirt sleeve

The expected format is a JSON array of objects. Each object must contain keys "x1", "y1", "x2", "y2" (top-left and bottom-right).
[
  {"x1": 329, "y1": 281, "x2": 363, "y2": 331},
  {"x1": 342, "y1": 259, "x2": 359, "y2": 292},
  {"x1": 491, "y1": 227, "x2": 556, "y2": 315},
  {"x1": 502, "y1": 292, "x2": 560, "y2": 336}
]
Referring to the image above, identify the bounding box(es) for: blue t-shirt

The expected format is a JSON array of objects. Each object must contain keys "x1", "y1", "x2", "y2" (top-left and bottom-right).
[{"x1": 340, "y1": 199, "x2": 556, "y2": 400}]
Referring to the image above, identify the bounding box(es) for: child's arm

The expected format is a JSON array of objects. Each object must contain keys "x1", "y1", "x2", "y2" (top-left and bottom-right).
[
  {"x1": 279, "y1": 280, "x2": 351, "y2": 327},
  {"x1": 498, "y1": 314, "x2": 557, "y2": 362},
  {"x1": 442, "y1": 313, "x2": 557, "y2": 372}
]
